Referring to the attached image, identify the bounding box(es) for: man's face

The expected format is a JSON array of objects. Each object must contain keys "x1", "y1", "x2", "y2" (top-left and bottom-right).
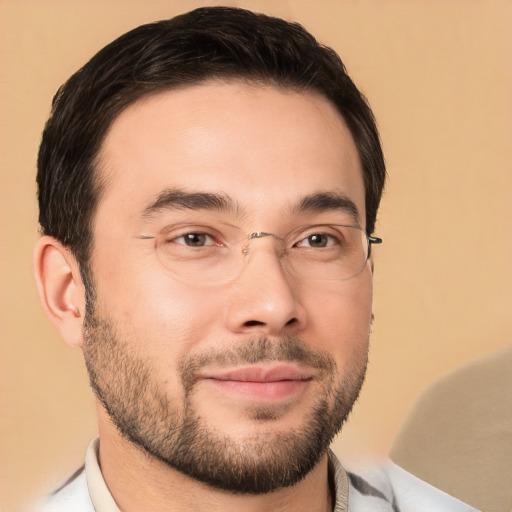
[{"x1": 83, "y1": 82, "x2": 373, "y2": 492}]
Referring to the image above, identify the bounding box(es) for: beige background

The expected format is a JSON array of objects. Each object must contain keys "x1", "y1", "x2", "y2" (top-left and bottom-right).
[{"x1": 0, "y1": 1, "x2": 510, "y2": 510}]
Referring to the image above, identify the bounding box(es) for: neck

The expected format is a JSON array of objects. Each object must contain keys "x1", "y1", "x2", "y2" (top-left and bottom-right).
[{"x1": 97, "y1": 413, "x2": 333, "y2": 512}]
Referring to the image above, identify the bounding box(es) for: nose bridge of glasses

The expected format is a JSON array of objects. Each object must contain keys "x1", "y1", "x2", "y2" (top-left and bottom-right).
[
  {"x1": 241, "y1": 231, "x2": 286, "y2": 257},
  {"x1": 248, "y1": 231, "x2": 274, "y2": 240}
]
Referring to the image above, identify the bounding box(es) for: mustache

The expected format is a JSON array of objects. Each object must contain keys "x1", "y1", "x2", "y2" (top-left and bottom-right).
[{"x1": 179, "y1": 336, "x2": 336, "y2": 392}]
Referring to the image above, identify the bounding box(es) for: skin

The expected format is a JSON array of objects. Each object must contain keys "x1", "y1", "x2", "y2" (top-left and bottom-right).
[{"x1": 35, "y1": 81, "x2": 374, "y2": 512}]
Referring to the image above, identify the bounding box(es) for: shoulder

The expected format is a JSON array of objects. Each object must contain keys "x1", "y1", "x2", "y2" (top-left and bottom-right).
[
  {"x1": 31, "y1": 466, "x2": 95, "y2": 512},
  {"x1": 356, "y1": 461, "x2": 482, "y2": 512}
]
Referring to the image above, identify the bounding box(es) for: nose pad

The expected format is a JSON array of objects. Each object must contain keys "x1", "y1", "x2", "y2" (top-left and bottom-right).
[
  {"x1": 241, "y1": 231, "x2": 285, "y2": 258},
  {"x1": 239, "y1": 232, "x2": 290, "y2": 282}
]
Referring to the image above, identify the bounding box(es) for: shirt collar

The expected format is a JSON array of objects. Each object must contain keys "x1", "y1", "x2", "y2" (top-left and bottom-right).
[
  {"x1": 85, "y1": 438, "x2": 120, "y2": 512},
  {"x1": 328, "y1": 448, "x2": 349, "y2": 511}
]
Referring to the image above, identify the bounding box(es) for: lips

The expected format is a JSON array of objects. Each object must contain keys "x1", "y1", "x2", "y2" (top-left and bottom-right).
[
  {"x1": 206, "y1": 365, "x2": 313, "y2": 382},
  {"x1": 200, "y1": 364, "x2": 314, "y2": 401}
]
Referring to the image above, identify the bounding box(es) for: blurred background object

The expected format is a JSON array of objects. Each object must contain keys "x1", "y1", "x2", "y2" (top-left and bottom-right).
[{"x1": 390, "y1": 345, "x2": 512, "y2": 512}]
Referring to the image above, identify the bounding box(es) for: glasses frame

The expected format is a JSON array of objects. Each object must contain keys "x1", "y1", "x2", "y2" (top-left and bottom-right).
[{"x1": 146, "y1": 223, "x2": 383, "y2": 284}]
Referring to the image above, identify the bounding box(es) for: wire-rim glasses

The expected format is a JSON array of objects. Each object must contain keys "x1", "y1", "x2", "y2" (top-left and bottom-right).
[{"x1": 150, "y1": 223, "x2": 382, "y2": 285}]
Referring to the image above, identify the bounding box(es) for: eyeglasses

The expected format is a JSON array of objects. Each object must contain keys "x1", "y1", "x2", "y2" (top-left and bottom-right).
[{"x1": 149, "y1": 223, "x2": 382, "y2": 285}]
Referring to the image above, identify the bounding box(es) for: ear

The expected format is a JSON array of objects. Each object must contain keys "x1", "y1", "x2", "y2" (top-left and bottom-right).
[{"x1": 33, "y1": 236, "x2": 86, "y2": 348}]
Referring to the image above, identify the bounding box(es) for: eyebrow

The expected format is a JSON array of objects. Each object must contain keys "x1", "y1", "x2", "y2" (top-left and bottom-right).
[
  {"x1": 141, "y1": 188, "x2": 240, "y2": 219},
  {"x1": 141, "y1": 188, "x2": 360, "y2": 225},
  {"x1": 293, "y1": 192, "x2": 360, "y2": 225}
]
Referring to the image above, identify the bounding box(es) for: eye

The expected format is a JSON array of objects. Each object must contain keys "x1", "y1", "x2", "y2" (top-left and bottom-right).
[
  {"x1": 295, "y1": 233, "x2": 337, "y2": 248},
  {"x1": 173, "y1": 232, "x2": 216, "y2": 247}
]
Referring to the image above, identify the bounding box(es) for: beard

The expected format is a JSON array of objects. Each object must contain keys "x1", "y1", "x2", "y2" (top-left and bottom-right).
[{"x1": 82, "y1": 311, "x2": 368, "y2": 495}]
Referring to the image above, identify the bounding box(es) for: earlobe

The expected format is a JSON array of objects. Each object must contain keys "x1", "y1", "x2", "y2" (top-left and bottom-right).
[{"x1": 33, "y1": 236, "x2": 86, "y2": 348}]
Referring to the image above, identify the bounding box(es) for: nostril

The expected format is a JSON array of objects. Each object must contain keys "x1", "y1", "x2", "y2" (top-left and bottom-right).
[
  {"x1": 243, "y1": 318, "x2": 297, "y2": 329},
  {"x1": 244, "y1": 320, "x2": 265, "y2": 327}
]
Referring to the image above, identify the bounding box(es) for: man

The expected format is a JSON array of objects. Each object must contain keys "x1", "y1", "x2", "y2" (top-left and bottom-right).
[{"x1": 32, "y1": 6, "x2": 473, "y2": 512}]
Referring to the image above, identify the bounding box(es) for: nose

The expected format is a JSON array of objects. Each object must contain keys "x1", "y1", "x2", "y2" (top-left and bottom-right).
[{"x1": 225, "y1": 237, "x2": 307, "y2": 336}]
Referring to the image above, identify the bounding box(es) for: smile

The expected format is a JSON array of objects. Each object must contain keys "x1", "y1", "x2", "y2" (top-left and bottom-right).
[{"x1": 200, "y1": 364, "x2": 315, "y2": 402}]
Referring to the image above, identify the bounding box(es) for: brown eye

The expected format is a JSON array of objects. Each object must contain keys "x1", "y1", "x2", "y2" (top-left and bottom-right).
[
  {"x1": 307, "y1": 234, "x2": 328, "y2": 247},
  {"x1": 296, "y1": 233, "x2": 335, "y2": 248},
  {"x1": 174, "y1": 233, "x2": 213, "y2": 247}
]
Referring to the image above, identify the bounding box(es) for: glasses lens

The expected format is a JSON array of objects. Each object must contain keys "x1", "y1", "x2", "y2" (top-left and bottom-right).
[
  {"x1": 155, "y1": 226, "x2": 242, "y2": 285},
  {"x1": 285, "y1": 225, "x2": 369, "y2": 281}
]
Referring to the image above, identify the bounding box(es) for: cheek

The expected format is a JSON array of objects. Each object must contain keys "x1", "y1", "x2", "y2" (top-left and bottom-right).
[
  {"x1": 301, "y1": 268, "x2": 373, "y2": 357},
  {"x1": 94, "y1": 259, "x2": 223, "y2": 358}
]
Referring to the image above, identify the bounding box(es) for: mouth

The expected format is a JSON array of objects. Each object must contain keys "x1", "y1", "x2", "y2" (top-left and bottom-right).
[{"x1": 200, "y1": 364, "x2": 314, "y2": 402}]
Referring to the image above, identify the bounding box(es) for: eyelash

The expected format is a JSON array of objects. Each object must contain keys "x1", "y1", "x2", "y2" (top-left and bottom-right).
[
  {"x1": 294, "y1": 233, "x2": 338, "y2": 248},
  {"x1": 171, "y1": 232, "x2": 218, "y2": 247}
]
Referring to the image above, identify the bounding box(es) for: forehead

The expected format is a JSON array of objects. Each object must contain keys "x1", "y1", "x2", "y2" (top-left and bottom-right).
[{"x1": 96, "y1": 81, "x2": 365, "y2": 230}]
